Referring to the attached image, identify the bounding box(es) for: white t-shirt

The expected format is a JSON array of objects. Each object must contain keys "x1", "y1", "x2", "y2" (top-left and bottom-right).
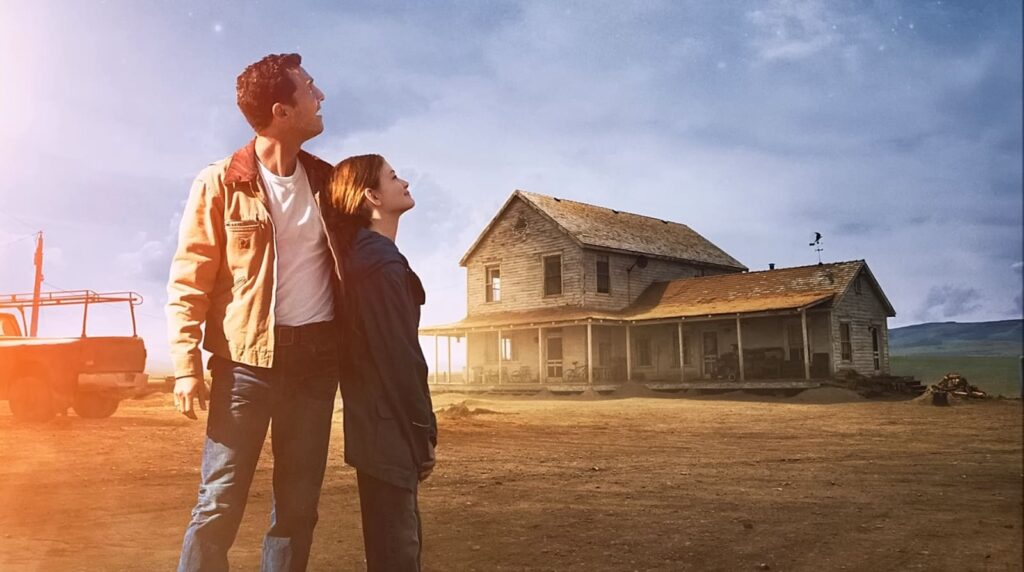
[{"x1": 257, "y1": 159, "x2": 335, "y2": 326}]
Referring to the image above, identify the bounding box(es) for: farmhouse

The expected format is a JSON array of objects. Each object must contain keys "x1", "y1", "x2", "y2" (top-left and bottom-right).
[{"x1": 420, "y1": 191, "x2": 896, "y2": 391}]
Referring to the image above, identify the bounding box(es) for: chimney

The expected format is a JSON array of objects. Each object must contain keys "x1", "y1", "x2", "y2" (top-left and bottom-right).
[{"x1": 769, "y1": 263, "x2": 775, "y2": 270}]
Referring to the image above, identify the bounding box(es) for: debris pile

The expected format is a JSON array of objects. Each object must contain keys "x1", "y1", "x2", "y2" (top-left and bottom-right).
[
  {"x1": 834, "y1": 369, "x2": 926, "y2": 397},
  {"x1": 931, "y1": 373, "x2": 988, "y2": 399},
  {"x1": 435, "y1": 401, "x2": 501, "y2": 419}
]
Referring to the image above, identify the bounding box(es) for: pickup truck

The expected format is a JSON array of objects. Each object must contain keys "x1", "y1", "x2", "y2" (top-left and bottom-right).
[{"x1": 0, "y1": 290, "x2": 148, "y2": 420}]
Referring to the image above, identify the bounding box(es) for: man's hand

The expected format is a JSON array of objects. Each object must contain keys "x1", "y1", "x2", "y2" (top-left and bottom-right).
[
  {"x1": 418, "y1": 443, "x2": 436, "y2": 482},
  {"x1": 174, "y1": 375, "x2": 208, "y2": 420}
]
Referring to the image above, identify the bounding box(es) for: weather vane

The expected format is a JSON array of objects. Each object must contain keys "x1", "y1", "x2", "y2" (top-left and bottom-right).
[{"x1": 809, "y1": 232, "x2": 823, "y2": 264}]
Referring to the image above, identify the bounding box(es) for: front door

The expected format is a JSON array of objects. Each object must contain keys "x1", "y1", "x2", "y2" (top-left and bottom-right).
[
  {"x1": 546, "y1": 335, "x2": 563, "y2": 379},
  {"x1": 701, "y1": 331, "x2": 718, "y2": 378},
  {"x1": 870, "y1": 326, "x2": 881, "y2": 371}
]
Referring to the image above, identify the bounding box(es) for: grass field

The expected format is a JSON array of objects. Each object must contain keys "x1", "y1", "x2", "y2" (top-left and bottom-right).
[{"x1": 891, "y1": 355, "x2": 1023, "y2": 397}]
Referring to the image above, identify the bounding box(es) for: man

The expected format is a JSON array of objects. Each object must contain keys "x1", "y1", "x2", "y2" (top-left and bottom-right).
[{"x1": 167, "y1": 53, "x2": 341, "y2": 571}]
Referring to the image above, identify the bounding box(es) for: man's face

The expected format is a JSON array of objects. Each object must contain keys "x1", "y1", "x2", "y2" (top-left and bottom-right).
[{"x1": 276, "y1": 66, "x2": 324, "y2": 140}]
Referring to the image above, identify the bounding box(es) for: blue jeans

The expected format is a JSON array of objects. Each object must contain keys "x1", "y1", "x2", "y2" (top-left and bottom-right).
[{"x1": 178, "y1": 326, "x2": 339, "y2": 572}]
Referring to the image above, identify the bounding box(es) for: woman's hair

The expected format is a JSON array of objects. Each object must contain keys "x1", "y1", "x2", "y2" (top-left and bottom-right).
[{"x1": 326, "y1": 154, "x2": 385, "y2": 252}]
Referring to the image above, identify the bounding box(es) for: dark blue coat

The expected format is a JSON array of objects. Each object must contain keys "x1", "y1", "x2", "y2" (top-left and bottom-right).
[{"x1": 338, "y1": 227, "x2": 437, "y2": 490}]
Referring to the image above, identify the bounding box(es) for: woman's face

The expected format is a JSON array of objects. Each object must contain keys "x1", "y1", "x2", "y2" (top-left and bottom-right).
[{"x1": 366, "y1": 159, "x2": 414, "y2": 215}]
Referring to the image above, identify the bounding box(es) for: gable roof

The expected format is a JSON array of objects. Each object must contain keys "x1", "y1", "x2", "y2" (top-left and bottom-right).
[
  {"x1": 459, "y1": 190, "x2": 747, "y2": 270},
  {"x1": 626, "y1": 260, "x2": 896, "y2": 320}
]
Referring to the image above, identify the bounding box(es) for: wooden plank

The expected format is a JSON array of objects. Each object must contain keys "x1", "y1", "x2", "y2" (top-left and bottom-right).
[
  {"x1": 736, "y1": 316, "x2": 745, "y2": 381},
  {"x1": 538, "y1": 326, "x2": 544, "y2": 384},
  {"x1": 497, "y1": 328, "x2": 503, "y2": 385},
  {"x1": 586, "y1": 321, "x2": 593, "y2": 385},
  {"x1": 801, "y1": 310, "x2": 810, "y2": 380},
  {"x1": 677, "y1": 321, "x2": 684, "y2": 382},
  {"x1": 645, "y1": 381, "x2": 821, "y2": 390},
  {"x1": 625, "y1": 324, "x2": 632, "y2": 382}
]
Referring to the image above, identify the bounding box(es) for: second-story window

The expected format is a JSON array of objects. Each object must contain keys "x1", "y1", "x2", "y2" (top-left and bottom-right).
[
  {"x1": 486, "y1": 266, "x2": 501, "y2": 302},
  {"x1": 543, "y1": 254, "x2": 562, "y2": 296},
  {"x1": 596, "y1": 255, "x2": 610, "y2": 293}
]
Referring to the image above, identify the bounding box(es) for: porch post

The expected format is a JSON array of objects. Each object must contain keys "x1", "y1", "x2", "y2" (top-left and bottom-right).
[
  {"x1": 497, "y1": 329, "x2": 503, "y2": 385},
  {"x1": 736, "y1": 316, "x2": 745, "y2": 381},
  {"x1": 447, "y1": 336, "x2": 452, "y2": 383},
  {"x1": 827, "y1": 311, "x2": 836, "y2": 377},
  {"x1": 538, "y1": 327, "x2": 544, "y2": 384},
  {"x1": 677, "y1": 321, "x2": 685, "y2": 382},
  {"x1": 586, "y1": 321, "x2": 594, "y2": 385},
  {"x1": 434, "y1": 334, "x2": 439, "y2": 385},
  {"x1": 801, "y1": 310, "x2": 811, "y2": 380},
  {"x1": 625, "y1": 324, "x2": 632, "y2": 382}
]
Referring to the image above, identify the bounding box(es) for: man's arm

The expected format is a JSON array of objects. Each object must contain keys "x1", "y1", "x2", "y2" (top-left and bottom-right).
[{"x1": 166, "y1": 172, "x2": 224, "y2": 417}]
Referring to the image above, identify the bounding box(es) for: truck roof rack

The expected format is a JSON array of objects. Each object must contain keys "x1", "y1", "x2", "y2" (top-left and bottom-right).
[
  {"x1": 0, "y1": 290, "x2": 144, "y2": 337},
  {"x1": 0, "y1": 290, "x2": 143, "y2": 308}
]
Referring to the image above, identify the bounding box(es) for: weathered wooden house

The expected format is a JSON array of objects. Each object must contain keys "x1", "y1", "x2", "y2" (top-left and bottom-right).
[{"x1": 421, "y1": 191, "x2": 896, "y2": 391}]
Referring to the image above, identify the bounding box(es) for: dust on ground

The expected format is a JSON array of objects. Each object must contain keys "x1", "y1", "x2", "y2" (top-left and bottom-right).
[{"x1": 0, "y1": 390, "x2": 1020, "y2": 571}]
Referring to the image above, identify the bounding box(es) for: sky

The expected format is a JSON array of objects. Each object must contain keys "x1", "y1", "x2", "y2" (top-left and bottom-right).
[{"x1": 0, "y1": 0, "x2": 1021, "y2": 373}]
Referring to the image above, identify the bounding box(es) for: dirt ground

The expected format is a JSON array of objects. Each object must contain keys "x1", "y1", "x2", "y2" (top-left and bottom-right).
[{"x1": 0, "y1": 389, "x2": 1021, "y2": 572}]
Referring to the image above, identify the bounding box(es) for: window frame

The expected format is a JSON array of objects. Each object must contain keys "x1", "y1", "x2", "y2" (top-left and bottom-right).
[
  {"x1": 595, "y1": 254, "x2": 611, "y2": 294},
  {"x1": 542, "y1": 254, "x2": 563, "y2": 297},
  {"x1": 635, "y1": 335, "x2": 652, "y2": 367},
  {"x1": 485, "y1": 265, "x2": 501, "y2": 303},
  {"x1": 840, "y1": 321, "x2": 853, "y2": 363}
]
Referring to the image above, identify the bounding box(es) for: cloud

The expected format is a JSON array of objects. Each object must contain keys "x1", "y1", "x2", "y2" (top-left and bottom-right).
[
  {"x1": 915, "y1": 284, "x2": 984, "y2": 322},
  {"x1": 746, "y1": 0, "x2": 841, "y2": 62},
  {"x1": 117, "y1": 207, "x2": 182, "y2": 285}
]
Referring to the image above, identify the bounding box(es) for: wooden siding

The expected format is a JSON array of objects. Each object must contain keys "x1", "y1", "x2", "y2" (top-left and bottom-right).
[
  {"x1": 830, "y1": 273, "x2": 892, "y2": 375},
  {"x1": 464, "y1": 199, "x2": 582, "y2": 316},
  {"x1": 580, "y1": 249, "x2": 735, "y2": 311}
]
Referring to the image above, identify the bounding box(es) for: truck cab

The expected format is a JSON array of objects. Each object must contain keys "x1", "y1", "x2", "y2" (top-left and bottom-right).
[{"x1": 0, "y1": 290, "x2": 148, "y2": 421}]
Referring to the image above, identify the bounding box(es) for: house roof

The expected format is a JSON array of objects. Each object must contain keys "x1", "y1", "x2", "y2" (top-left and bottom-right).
[
  {"x1": 625, "y1": 260, "x2": 894, "y2": 320},
  {"x1": 459, "y1": 190, "x2": 747, "y2": 270},
  {"x1": 420, "y1": 260, "x2": 895, "y2": 334}
]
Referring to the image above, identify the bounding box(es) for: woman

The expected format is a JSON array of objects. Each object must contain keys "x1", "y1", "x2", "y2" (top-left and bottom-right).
[{"x1": 326, "y1": 154, "x2": 437, "y2": 571}]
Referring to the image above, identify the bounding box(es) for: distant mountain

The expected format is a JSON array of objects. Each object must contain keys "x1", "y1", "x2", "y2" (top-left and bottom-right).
[{"x1": 889, "y1": 320, "x2": 1023, "y2": 357}]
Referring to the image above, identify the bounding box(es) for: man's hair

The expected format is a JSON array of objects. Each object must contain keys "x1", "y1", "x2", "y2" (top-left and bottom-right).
[{"x1": 236, "y1": 53, "x2": 303, "y2": 131}]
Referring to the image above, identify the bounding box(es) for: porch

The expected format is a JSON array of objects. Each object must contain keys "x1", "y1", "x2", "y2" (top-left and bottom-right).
[{"x1": 421, "y1": 305, "x2": 837, "y2": 393}]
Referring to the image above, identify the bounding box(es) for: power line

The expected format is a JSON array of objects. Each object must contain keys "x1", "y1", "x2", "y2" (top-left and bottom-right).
[
  {"x1": 0, "y1": 232, "x2": 36, "y2": 249},
  {"x1": 0, "y1": 211, "x2": 37, "y2": 233}
]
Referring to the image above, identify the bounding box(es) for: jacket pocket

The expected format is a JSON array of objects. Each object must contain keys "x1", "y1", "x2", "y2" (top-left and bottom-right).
[
  {"x1": 224, "y1": 219, "x2": 267, "y2": 289},
  {"x1": 375, "y1": 397, "x2": 394, "y2": 419}
]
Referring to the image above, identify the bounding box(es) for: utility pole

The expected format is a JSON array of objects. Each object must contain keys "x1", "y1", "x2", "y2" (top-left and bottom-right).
[{"x1": 30, "y1": 231, "x2": 43, "y2": 337}]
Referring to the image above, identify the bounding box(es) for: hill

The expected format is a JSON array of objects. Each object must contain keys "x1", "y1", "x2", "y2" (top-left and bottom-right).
[{"x1": 889, "y1": 319, "x2": 1022, "y2": 357}]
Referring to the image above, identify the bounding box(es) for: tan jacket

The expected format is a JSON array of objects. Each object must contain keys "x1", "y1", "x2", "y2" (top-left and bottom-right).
[{"x1": 166, "y1": 140, "x2": 342, "y2": 378}]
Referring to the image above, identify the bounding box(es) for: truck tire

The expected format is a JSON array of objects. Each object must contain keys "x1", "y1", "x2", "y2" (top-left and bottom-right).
[
  {"x1": 73, "y1": 393, "x2": 120, "y2": 419},
  {"x1": 9, "y1": 375, "x2": 55, "y2": 422}
]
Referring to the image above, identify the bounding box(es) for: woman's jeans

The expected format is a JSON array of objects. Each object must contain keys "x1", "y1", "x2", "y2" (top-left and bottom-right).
[{"x1": 178, "y1": 323, "x2": 339, "y2": 572}]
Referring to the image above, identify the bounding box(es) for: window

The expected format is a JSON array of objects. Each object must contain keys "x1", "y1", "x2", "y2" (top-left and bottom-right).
[
  {"x1": 485, "y1": 266, "x2": 501, "y2": 302},
  {"x1": 869, "y1": 326, "x2": 880, "y2": 370},
  {"x1": 636, "y1": 336, "x2": 652, "y2": 367},
  {"x1": 855, "y1": 276, "x2": 863, "y2": 295},
  {"x1": 683, "y1": 333, "x2": 694, "y2": 366},
  {"x1": 543, "y1": 255, "x2": 562, "y2": 296},
  {"x1": 840, "y1": 322, "x2": 852, "y2": 362},
  {"x1": 484, "y1": 333, "x2": 498, "y2": 364},
  {"x1": 596, "y1": 255, "x2": 610, "y2": 293},
  {"x1": 501, "y1": 336, "x2": 517, "y2": 362},
  {"x1": 787, "y1": 322, "x2": 805, "y2": 361}
]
